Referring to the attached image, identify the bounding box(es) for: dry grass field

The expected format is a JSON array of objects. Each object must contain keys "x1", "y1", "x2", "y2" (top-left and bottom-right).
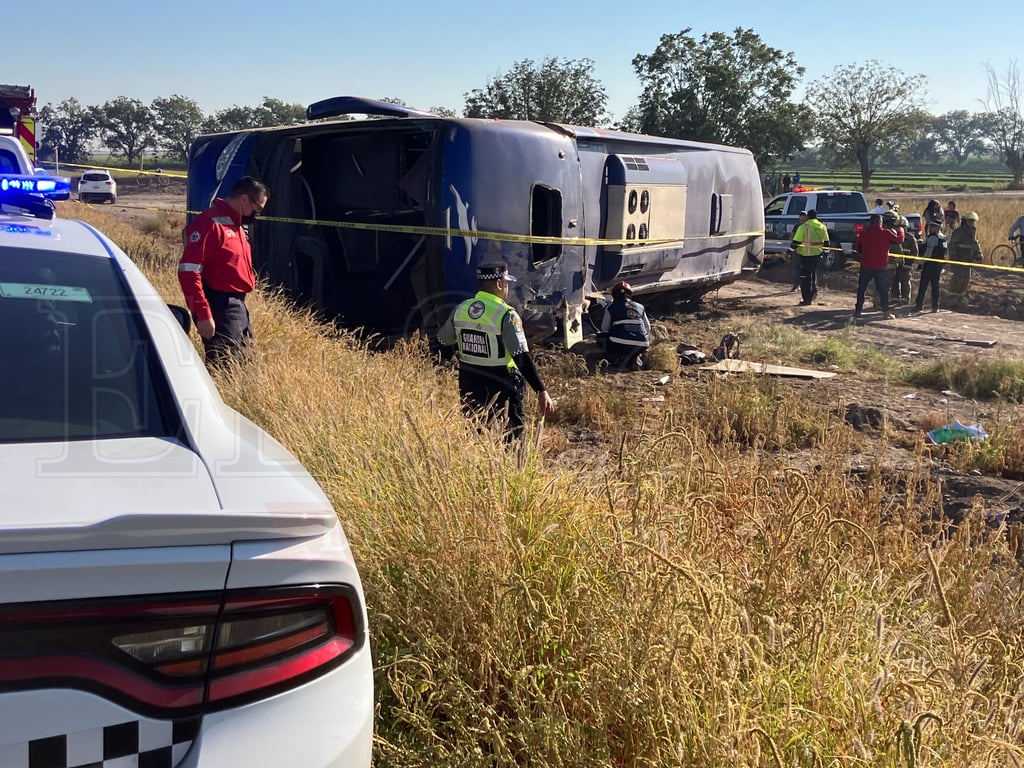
[{"x1": 65, "y1": 192, "x2": 1024, "y2": 768}]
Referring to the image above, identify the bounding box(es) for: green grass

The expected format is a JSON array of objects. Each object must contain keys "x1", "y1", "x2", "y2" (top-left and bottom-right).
[
  {"x1": 785, "y1": 169, "x2": 1015, "y2": 193},
  {"x1": 906, "y1": 357, "x2": 1024, "y2": 402},
  {"x1": 700, "y1": 317, "x2": 905, "y2": 378}
]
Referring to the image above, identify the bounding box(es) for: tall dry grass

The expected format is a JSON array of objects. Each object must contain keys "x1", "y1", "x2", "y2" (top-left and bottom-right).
[
  {"x1": 61, "y1": 202, "x2": 1024, "y2": 767},
  {"x1": 901, "y1": 196, "x2": 1021, "y2": 256}
]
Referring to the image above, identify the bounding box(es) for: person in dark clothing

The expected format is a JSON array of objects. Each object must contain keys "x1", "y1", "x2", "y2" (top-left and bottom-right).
[
  {"x1": 599, "y1": 280, "x2": 652, "y2": 370},
  {"x1": 885, "y1": 206, "x2": 917, "y2": 303},
  {"x1": 914, "y1": 218, "x2": 947, "y2": 313},
  {"x1": 178, "y1": 176, "x2": 269, "y2": 368},
  {"x1": 922, "y1": 199, "x2": 944, "y2": 224},
  {"x1": 437, "y1": 263, "x2": 556, "y2": 441}
]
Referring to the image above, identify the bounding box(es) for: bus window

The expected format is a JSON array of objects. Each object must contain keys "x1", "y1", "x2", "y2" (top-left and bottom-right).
[{"x1": 531, "y1": 185, "x2": 562, "y2": 265}]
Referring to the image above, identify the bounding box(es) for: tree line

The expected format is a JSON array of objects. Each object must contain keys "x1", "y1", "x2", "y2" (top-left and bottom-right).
[{"x1": 37, "y1": 27, "x2": 1024, "y2": 189}]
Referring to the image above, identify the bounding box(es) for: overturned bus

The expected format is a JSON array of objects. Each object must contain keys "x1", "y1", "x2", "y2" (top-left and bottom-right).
[{"x1": 186, "y1": 97, "x2": 764, "y2": 348}]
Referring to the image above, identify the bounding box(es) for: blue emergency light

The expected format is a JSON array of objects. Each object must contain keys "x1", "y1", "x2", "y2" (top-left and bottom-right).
[{"x1": 0, "y1": 173, "x2": 72, "y2": 201}]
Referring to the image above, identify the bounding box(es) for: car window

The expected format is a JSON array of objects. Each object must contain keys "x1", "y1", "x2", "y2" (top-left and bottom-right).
[
  {"x1": 0, "y1": 150, "x2": 20, "y2": 174},
  {"x1": 764, "y1": 197, "x2": 787, "y2": 216},
  {"x1": 785, "y1": 196, "x2": 808, "y2": 215},
  {"x1": 82, "y1": 172, "x2": 111, "y2": 182},
  {"x1": 0, "y1": 247, "x2": 179, "y2": 442}
]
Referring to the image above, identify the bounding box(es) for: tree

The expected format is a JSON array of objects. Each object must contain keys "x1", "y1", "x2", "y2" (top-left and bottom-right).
[
  {"x1": 97, "y1": 97, "x2": 157, "y2": 166},
  {"x1": 37, "y1": 98, "x2": 98, "y2": 164},
  {"x1": 463, "y1": 57, "x2": 608, "y2": 125},
  {"x1": 151, "y1": 94, "x2": 206, "y2": 161},
  {"x1": 204, "y1": 105, "x2": 261, "y2": 133},
  {"x1": 810, "y1": 61, "x2": 927, "y2": 190},
  {"x1": 253, "y1": 97, "x2": 306, "y2": 127},
  {"x1": 429, "y1": 106, "x2": 457, "y2": 118},
  {"x1": 906, "y1": 116, "x2": 943, "y2": 164},
  {"x1": 628, "y1": 27, "x2": 811, "y2": 167},
  {"x1": 983, "y1": 62, "x2": 1024, "y2": 188},
  {"x1": 932, "y1": 110, "x2": 990, "y2": 164}
]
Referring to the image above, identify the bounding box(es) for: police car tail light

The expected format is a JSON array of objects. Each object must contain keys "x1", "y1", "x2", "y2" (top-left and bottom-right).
[
  {"x1": 854, "y1": 223, "x2": 865, "y2": 237},
  {"x1": 203, "y1": 587, "x2": 361, "y2": 709},
  {"x1": 0, "y1": 587, "x2": 363, "y2": 716}
]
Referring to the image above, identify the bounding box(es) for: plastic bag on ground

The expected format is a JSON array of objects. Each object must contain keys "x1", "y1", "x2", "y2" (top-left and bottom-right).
[{"x1": 927, "y1": 420, "x2": 989, "y2": 444}]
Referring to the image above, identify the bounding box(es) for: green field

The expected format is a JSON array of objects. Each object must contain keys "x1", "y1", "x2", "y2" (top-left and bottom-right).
[{"x1": 784, "y1": 168, "x2": 1017, "y2": 193}]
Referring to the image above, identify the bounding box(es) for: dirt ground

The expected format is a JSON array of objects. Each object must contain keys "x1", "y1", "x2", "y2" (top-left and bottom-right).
[
  {"x1": 102, "y1": 183, "x2": 1024, "y2": 524},
  {"x1": 94, "y1": 175, "x2": 187, "y2": 224},
  {"x1": 671, "y1": 264, "x2": 1024, "y2": 525}
]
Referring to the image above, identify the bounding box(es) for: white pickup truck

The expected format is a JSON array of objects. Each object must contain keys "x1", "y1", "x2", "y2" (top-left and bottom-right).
[{"x1": 764, "y1": 189, "x2": 923, "y2": 269}]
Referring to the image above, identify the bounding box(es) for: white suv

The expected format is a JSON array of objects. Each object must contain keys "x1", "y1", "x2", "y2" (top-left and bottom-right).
[
  {"x1": 0, "y1": 175, "x2": 374, "y2": 767},
  {"x1": 78, "y1": 169, "x2": 117, "y2": 203}
]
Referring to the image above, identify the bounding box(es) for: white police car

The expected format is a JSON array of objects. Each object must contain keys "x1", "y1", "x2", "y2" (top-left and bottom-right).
[{"x1": 0, "y1": 175, "x2": 373, "y2": 768}]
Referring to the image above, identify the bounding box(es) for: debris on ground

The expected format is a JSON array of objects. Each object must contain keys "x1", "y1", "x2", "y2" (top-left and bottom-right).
[
  {"x1": 927, "y1": 420, "x2": 989, "y2": 444},
  {"x1": 712, "y1": 333, "x2": 741, "y2": 360},
  {"x1": 935, "y1": 336, "x2": 998, "y2": 348},
  {"x1": 678, "y1": 345, "x2": 707, "y2": 365},
  {"x1": 844, "y1": 404, "x2": 886, "y2": 430},
  {"x1": 699, "y1": 359, "x2": 838, "y2": 379}
]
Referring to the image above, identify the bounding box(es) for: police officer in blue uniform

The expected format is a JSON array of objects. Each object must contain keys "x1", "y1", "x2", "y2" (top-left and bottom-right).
[{"x1": 438, "y1": 263, "x2": 556, "y2": 440}]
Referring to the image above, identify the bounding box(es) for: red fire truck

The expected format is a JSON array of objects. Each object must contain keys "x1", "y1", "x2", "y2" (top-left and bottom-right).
[{"x1": 0, "y1": 84, "x2": 37, "y2": 163}]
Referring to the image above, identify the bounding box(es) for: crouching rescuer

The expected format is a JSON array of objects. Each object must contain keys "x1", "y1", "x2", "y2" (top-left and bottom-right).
[
  {"x1": 438, "y1": 263, "x2": 556, "y2": 441},
  {"x1": 599, "y1": 280, "x2": 651, "y2": 370}
]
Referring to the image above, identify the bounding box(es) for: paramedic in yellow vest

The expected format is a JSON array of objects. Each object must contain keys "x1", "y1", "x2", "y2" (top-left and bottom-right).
[
  {"x1": 438, "y1": 262, "x2": 556, "y2": 441},
  {"x1": 790, "y1": 208, "x2": 829, "y2": 306}
]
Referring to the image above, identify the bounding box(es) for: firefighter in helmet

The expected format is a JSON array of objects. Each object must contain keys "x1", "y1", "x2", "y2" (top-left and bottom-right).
[{"x1": 946, "y1": 210, "x2": 983, "y2": 295}]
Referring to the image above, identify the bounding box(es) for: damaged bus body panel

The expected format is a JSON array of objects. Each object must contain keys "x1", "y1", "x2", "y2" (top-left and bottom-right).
[{"x1": 186, "y1": 97, "x2": 764, "y2": 348}]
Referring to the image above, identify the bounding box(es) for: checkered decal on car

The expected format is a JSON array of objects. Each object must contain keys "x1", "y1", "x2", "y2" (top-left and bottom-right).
[{"x1": 0, "y1": 717, "x2": 198, "y2": 768}]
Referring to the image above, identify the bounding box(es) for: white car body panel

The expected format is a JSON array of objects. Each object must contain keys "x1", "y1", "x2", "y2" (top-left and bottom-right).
[
  {"x1": 0, "y1": 544, "x2": 230, "y2": 604},
  {"x1": 0, "y1": 438, "x2": 218, "y2": 548},
  {"x1": 0, "y1": 206, "x2": 374, "y2": 766},
  {"x1": 189, "y1": 658, "x2": 374, "y2": 767},
  {"x1": 0, "y1": 135, "x2": 34, "y2": 175}
]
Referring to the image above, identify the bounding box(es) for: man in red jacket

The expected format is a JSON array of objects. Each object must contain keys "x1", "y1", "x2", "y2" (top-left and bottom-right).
[
  {"x1": 178, "y1": 176, "x2": 269, "y2": 367},
  {"x1": 853, "y1": 213, "x2": 904, "y2": 319}
]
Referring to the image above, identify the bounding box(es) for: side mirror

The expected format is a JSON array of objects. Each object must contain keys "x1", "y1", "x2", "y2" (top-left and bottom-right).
[{"x1": 168, "y1": 304, "x2": 192, "y2": 334}]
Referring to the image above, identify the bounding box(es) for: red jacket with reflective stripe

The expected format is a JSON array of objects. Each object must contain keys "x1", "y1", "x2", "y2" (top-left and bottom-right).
[{"x1": 178, "y1": 198, "x2": 256, "y2": 322}]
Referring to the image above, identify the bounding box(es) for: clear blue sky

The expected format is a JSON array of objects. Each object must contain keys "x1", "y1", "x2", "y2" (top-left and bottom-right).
[{"x1": 5, "y1": 0, "x2": 1017, "y2": 123}]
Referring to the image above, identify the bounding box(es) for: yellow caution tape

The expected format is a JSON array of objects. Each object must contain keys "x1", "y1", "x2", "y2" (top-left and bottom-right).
[
  {"x1": 78, "y1": 201, "x2": 765, "y2": 248},
  {"x1": 903, "y1": 253, "x2": 1022, "y2": 273},
  {"x1": 802, "y1": 244, "x2": 1024, "y2": 275},
  {"x1": 79, "y1": 200, "x2": 1016, "y2": 271},
  {"x1": 43, "y1": 162, "x2": 187, "y2": 179}
]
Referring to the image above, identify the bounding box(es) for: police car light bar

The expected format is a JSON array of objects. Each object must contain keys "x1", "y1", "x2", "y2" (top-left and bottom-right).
[{"x1": 0, "y1": 173, "x2": 72, "y2": 201}]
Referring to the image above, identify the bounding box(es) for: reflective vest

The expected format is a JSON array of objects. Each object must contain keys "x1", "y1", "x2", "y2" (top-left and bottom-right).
[
  {"x1": 453, "y1": 291, "x2": 516, "y2": 371},
  {"x1": 794, "y1": 218, "x2": 829, "y2": 256},
  {"x1": 606, "y1": 298, "x2": 650, "y2": 348}
]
